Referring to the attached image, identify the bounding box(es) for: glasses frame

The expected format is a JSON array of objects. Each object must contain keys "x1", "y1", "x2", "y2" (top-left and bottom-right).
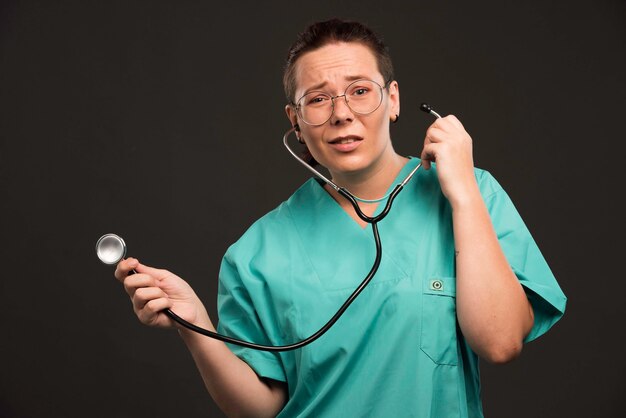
[{"x1": 294, "y1": 79, "x2": 391, "y2": 126}]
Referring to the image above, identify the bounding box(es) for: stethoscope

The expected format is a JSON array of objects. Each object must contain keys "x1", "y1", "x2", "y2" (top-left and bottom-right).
[{"x1": 96, "y1": 103, "x2": 441, "y2": 352}]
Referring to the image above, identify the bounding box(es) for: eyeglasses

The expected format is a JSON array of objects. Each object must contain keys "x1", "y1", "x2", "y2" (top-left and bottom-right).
[{"x1": 295, "y1": 79, "x2": 388, "y2": 126}]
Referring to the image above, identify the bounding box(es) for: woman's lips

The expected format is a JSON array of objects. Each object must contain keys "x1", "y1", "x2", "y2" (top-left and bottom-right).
[{"x1": 328, "y1": 135, "x2": 363, "y2": 152}]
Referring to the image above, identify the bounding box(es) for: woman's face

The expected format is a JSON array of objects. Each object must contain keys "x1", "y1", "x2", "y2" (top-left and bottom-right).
[{"x1": 286, "y1": 42, "x2": 399, "y2": 179}]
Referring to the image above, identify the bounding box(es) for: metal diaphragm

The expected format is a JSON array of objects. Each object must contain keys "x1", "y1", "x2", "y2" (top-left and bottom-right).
[{"x1": 96, "y1": 233, "x2": 127, "y2": 265}]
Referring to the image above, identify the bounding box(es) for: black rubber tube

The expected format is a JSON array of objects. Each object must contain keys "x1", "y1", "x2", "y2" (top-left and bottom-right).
[{"x1": 159, "y1": 185, "x2": 404, "y2": 352}]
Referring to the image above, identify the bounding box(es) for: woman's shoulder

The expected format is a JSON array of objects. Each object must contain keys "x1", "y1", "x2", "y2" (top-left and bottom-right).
[
  {"x1": 254, "y1": 178, "x2": 320, "y2": 228},
  {"x1": 225, "y1": 178, "x2": 320, "y2": 256},
  {"x1": 473, "y1": 166, "x2": 504, "y2": 197},
  {"x1": 408, "y1": 156, "x2": 503, "y2": 198}
]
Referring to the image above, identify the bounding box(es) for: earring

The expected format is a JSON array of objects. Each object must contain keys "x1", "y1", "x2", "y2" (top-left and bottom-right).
[
  {"x1": 293, "y1": 124, "x2": 305, "y2": 144},
  {"x1": 392, "y1": 114, "x2": 399, "y2": 123}
]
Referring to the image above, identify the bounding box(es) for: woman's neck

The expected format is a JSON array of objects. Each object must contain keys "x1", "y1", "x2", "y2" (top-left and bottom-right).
[
  {"x1": 323, "y1": 152, "x2": 408, "y2": 228},
  {"x1": 329, "y1": 152, "x2": 408, "y2": 200}
]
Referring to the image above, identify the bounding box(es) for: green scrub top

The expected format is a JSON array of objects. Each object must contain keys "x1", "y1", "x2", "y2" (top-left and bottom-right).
[{"x1": 217, "y1": 157, "x2": 566, "y2": 418}]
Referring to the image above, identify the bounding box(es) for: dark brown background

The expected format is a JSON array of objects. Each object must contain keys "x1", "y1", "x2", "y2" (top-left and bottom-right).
[{"x1": 1, "y1": 0, "x2": 624, "y2": 417}]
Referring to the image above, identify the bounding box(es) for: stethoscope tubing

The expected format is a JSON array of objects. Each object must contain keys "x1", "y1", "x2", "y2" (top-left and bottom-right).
[
  {"x1": 281, "y1": 127, "x2": 422, "y2": 208},
  {"x1": 122, "y1": 166, "x2": 399, "y2": 352},
  {"x1": 113, "y1": 104, "x2": 440, "y2": 352}
]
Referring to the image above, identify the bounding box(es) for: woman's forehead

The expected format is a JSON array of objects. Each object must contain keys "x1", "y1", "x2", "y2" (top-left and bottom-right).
[{"x1": 294, "y1": 42, "x2": 383, "y2": 94}]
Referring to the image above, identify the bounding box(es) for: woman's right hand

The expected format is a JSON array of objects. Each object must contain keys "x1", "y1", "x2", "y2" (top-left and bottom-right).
[
  {"x1": 114, "y1": 258, "x2": 209, "y2": 329},
  {"x1": 115, "y1": 262, "x2": 287, "y2": 417}
]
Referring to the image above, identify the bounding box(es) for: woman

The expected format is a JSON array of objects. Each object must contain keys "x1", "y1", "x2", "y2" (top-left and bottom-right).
[{"x1": 115, "y1": 19, "x2": 566, "y2": 417}]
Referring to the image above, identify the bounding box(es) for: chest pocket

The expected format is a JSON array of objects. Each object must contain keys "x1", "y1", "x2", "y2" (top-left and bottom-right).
[{"x1": 420, "y1": 276, "x2": 459, "y2": 366}]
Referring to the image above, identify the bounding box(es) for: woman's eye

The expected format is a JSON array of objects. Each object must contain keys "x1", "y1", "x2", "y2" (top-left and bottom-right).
[{"x1": 306, "y1": 95, "x2": 329, "y2": 105}]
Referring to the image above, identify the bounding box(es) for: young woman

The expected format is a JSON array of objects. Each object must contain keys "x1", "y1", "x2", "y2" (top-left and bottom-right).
[{"x1": 114, "y1": 19, "x2": 566, "y2": 417}]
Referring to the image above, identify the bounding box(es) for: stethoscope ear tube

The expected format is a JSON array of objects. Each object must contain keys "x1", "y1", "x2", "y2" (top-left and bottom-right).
[{"x1": 282, "y1": 127, "x2": 338, "y2": 190}]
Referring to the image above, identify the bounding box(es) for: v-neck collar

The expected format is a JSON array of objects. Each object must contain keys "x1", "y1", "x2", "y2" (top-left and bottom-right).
[{"x1": 284, "y1": 157, "x2": 421, "y2": 292}]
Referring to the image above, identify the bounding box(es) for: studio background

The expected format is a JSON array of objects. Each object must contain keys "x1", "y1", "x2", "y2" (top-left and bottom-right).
[{"x1": 1, "y1": 1, "x2": 624, "y2": 417}]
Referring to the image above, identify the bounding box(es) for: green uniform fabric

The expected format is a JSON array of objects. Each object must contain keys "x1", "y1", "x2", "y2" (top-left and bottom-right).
[{"x1": 217, "y1": 157, "x2": 566, "y2": 417}]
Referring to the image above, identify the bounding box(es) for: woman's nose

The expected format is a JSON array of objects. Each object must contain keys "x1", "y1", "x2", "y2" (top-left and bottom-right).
[{"x1": 330, "y1": 95, "x2": 354, "y2": 124}]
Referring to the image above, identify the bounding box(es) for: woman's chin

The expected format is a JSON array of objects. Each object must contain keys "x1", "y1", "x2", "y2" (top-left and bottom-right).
[{"x1": 325, "y1": 155, "x2": 376, "y2": 178}]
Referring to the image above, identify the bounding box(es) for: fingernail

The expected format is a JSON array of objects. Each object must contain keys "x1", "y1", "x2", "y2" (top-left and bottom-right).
[{"x1": 128, "y1": 259, "x2": 138, "y2": 268}]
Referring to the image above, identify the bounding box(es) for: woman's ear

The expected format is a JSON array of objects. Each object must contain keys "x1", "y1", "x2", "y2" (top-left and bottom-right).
[
  {"x1": 387, "y1": 80, "x2": 400, "y2": 120},
  {"x1": 285, "y1": 104, "x2": 298, "y2": 128},
  {"x1": 285, "y1": 104, "x2": 304, "y2": 143}
]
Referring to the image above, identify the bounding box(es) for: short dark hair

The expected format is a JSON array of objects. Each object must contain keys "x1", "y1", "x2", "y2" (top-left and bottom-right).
[{"x1": 283, "y1": 19, "x2": 395, "y2": 104}]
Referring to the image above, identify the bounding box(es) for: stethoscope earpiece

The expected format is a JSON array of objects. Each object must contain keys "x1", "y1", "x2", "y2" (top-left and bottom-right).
[{"x1": 420, "y1": 103, "x2": 442, "y2": 119}]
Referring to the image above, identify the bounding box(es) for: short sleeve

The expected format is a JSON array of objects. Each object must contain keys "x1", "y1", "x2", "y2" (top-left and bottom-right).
[
  {"x1": 216, "y1": 248, "x2": 287, "y2": 382},
  {"x1": 479, "y1": 171, "x2": 567, "y2": 343}
]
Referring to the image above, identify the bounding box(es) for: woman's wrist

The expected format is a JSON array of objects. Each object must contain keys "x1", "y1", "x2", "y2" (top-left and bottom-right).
[
  {"x1": 447, "y1": 180, "x2": 482, "y2": 211},
  {"x1": 175, "y1": 307, "x2": 215, "y2": 339}
]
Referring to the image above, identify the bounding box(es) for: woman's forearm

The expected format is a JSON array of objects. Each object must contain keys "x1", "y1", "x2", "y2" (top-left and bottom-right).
[
  {"x1": 452, "y1": 185, "x2": 534, "y2": 364},
  {"x1": 178, "y1": 321, "x2": 287, "y2": 417}
]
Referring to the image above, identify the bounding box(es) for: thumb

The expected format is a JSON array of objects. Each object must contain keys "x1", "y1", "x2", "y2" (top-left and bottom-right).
[
  {"x1": 420, "y1": 152, "x2": 432, "y2": 170},
  {"x1": 421, "y1": 143, "x2": 437, "y2": 170}
]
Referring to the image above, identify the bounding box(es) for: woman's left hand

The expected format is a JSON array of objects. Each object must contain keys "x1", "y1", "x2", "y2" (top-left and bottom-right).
[{"x1": 420, "y1": 115, "x2": 479, "y2": 207}]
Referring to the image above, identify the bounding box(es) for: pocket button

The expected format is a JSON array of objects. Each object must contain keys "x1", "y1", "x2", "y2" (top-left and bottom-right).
[{"x1": 430, "y1": 279, "x2": 444, "y2": 291}]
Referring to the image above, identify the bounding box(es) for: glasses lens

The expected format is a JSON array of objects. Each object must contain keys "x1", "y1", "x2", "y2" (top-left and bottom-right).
[
  {"x1": 298, "y1": 92, "x2": 333, "y2": 125},
  {"x1": 296, "y1": 80, "x2": 384, "y2": 125},
  {"x1": 345, "y1": 80, "x2": 383, "y2": 115}
]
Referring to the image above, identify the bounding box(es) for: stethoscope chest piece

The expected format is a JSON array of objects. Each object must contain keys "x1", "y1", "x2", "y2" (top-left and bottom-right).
[{"x1": 96, "y1": 233, "x2": 127, "y2": 265}]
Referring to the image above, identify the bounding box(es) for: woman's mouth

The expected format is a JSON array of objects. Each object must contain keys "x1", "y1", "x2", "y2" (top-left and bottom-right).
[{"x1": 328, "y1": 136, "x2": 363, "y2": 152}]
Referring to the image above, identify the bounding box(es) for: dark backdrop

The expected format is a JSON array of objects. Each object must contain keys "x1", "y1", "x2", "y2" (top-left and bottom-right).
[{"x1": 1, "y1": 1, "x2": 624, "y2": 417}]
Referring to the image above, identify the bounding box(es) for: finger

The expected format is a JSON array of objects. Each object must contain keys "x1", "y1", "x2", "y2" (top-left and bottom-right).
[
  {"x1": 123, "y1": 274, "x2": 158, "y2": 298},
  {"x1": 137, "y1": 298, "x2": 173, "y2": 326},
  {"x1": 134, "y1": 263, "x2": 171, "y2": 281},
  {"x1": 420, "y1": 143, "x2": 439, "y2": 170},
  {"x1": 114, "y1": 258, "x2": 139, "y2": 282},
  {"x1": 425, "y1": 126, "x2": 446, "y2": 143},
  {"x1": 430, "y1": 116, "x2": 462, "y2": 136},
  {"x1": 133, "y1": 287, "x2": 169, "y2": 311},
  {"x1": 428, "y1": 119, "x2": 471, "y2": 148},
  {"x1": 444, "y1": 114, "x2": 464, "y2": 130}
]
